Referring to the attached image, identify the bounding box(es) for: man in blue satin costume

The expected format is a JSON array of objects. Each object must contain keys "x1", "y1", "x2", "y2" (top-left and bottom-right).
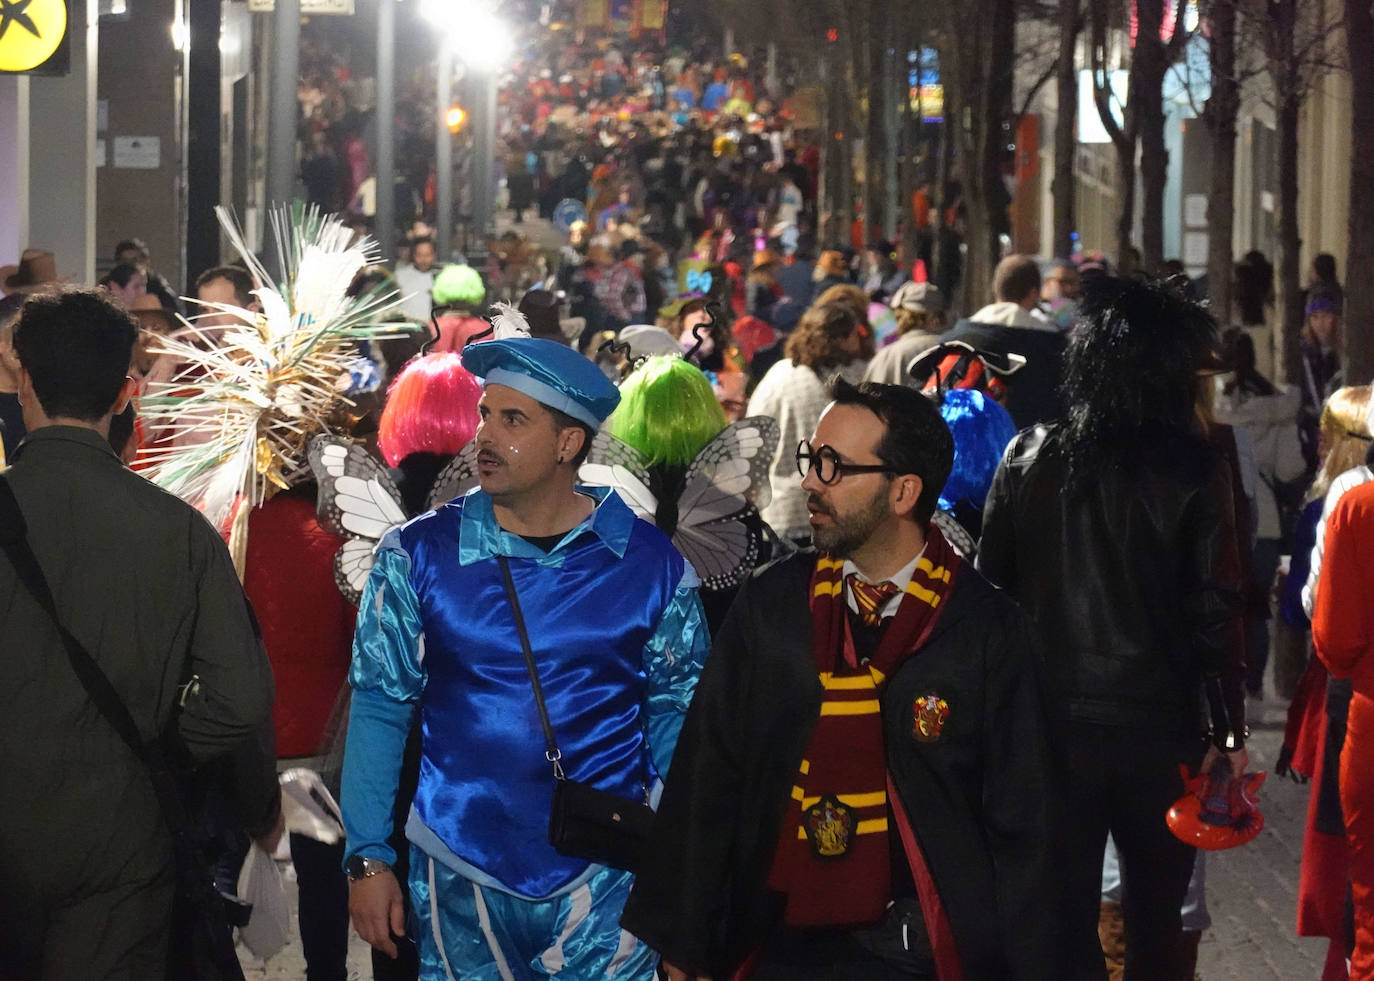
[{"x1": 341, "y1": 337, "x2": 710, "y2": 980}]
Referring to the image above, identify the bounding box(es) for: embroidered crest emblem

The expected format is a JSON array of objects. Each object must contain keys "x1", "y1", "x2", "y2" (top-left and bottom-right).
[
  {"x1": 803, "y1": 794, "x2": 855, "y2": 859},
  {"x1": 912, "y1": 692, "x2": 950, "y2": 742}
]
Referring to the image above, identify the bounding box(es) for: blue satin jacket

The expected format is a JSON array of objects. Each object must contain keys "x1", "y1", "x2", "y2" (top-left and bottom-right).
[{"x1": 342, "y1": 486, "x2": 709, "y2": 899}]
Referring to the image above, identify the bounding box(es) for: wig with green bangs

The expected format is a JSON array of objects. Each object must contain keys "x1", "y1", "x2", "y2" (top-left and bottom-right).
[{"x1": 609, "y1": 356, "x2": 728, "y2": 467}]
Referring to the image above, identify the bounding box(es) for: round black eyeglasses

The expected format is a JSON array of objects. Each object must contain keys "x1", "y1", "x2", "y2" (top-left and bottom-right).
[{"x1": 796, "y1": 440, "x2": 896, "y2": 485}]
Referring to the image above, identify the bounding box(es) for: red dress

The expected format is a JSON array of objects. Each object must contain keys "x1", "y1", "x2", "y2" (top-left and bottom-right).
[
  {"x1": 1313, "y1": 480, "x2": 1374, "y2": 979},
  {"x1": 242, "y1": 493, "x2": 357, "y2": 758}
]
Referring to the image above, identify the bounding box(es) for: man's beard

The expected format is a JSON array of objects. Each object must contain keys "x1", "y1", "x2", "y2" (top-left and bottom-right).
[{"x1": 808, "y1": 485, "x2": 891, "y2": 556}]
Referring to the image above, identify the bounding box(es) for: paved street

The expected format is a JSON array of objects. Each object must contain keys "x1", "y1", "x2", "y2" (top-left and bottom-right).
[
  {"x1": 1197, "y1": 695, "x2": 1330, "y2": 979},
  {"x1": 240, "y1": 688, "x2": 1335, "y2": 980}
]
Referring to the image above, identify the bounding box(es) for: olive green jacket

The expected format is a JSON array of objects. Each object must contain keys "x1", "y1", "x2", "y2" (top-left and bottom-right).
[{"x1": 0, "y1": 426, "x2": 278, "y2": 909}]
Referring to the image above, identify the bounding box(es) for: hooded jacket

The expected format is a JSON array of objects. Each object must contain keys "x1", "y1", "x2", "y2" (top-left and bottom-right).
[
  {"x1": 1212, "y1": 380, "x2": 1304, "y2": 540},
  {"x1": 939, "y1": 307, "x2": 1066, "y2": 429}
]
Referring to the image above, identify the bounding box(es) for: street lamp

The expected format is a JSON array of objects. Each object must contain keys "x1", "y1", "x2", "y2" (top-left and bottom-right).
[{"x1": 421, "y1": 0, "x2": 511, "y2": 262}]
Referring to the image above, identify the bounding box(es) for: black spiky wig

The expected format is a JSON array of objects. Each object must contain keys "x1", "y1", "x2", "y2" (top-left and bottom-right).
[{"x1": 1051, "y1": 274, "x2": 1218, "y2": 491}]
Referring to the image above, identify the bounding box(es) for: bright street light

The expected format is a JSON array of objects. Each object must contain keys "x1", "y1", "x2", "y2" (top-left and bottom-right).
[
  {"x1": 420, "y1": 0, "x2": 512, "y2": 72},
  {"x1": 422, "y1": 0, "x2": 510, "y2": 261}
]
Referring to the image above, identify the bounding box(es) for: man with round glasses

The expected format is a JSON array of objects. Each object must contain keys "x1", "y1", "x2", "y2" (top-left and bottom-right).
[{"x1": 622, "y1": 378, "x2": 1058, "y2": 981}]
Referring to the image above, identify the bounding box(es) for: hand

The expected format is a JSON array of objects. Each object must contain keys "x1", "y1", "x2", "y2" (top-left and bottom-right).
[
  {"x1": 1202, "y1": 743, "x2": 1250, "y2": 781},
  {"x1": 663, "y1": 964, "x2": 712, "y2": 981},
  {"x1": 350, "y1": 870, "x2": 405, "y2": 959},
  {"x1": 255, "y1": 807, "x2": 286, "y2": 855}
]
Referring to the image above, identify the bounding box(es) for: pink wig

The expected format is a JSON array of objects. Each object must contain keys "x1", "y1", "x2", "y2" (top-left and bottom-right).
[{"x1": 377, "y1": 353, "x2": 484, "y2": 466}]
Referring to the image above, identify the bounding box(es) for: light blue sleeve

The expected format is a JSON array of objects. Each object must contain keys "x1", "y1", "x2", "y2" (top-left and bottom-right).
[
  {"x1": 642, "y1": 576, "x2": 710, "y2": 778},
  {"x1": 349, "y1": 535, "x2": 427, "y2": 699},
  {"x1": 340, "y1": 535, "x2": 425, "y2": 864}
]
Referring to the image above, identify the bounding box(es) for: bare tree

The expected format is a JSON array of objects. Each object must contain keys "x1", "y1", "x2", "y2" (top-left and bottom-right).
[
  {"x1": 1134, "y1": 0, "x2": 1170, "y2": 270},
  {"x1": 1087, "y1": 0, "x2": 1190, "y2": 272},
  {"x1": 942, "y1": 0, "x2": 1017, "y2": 308},
  {"x1": 1248, "y1": 0, "x2": 1342, "y2": 385},
  {"x1": 1199, "y1": 0, "x2": 1241, "y2": 326},
  {"x1": 1345, "y1": 0, "x2": 1374, "y2": 385},
  {"x1": 1089, "y1": 0, "x2": 1139, "y2": 267},
  {"x1": 1052, "y1": 0, "x2": 1084, "y2": 258}
]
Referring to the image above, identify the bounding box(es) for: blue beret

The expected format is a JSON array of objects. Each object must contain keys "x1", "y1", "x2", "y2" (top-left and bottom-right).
[{"x1": 461, "y1": 337, "x2": 620, "y2": 428}]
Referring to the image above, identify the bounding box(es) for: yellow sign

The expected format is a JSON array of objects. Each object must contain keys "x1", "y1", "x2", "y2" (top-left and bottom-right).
[
  {"x1": 0, "y1": 0, "x2": 66, "y2": 72},
  {"x1": 909, "y1": 83, "x2": 943, "y2": 122}
]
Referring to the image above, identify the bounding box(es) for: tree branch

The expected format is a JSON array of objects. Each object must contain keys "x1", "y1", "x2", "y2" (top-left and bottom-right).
[
  {"x1": 1089, "y1": 0, "x2": 1130, "y2": 150},
  {"x1": 1016, "y1": 58, "x2": 1060, "y2": 119}
]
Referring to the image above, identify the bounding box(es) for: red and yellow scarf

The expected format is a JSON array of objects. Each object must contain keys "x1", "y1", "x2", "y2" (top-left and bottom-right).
[{"x1": 766, "y1": 524, "x2": 961, "y2": 930}]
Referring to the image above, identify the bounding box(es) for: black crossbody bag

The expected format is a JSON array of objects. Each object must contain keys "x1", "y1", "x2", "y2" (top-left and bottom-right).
[
  {"x1": 496, "y1": 554, "x2": 655, "y2": 872},
  {"x1": 0, "y1": 474, "x2": 249, "y2": 981}
]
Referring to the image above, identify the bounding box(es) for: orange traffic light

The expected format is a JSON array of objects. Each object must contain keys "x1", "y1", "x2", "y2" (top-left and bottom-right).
[{"x1": 446, "y1": 106, "x2": 467, "y2": 132}]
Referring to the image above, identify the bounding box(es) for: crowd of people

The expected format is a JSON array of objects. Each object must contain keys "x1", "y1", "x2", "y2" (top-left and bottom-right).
[
  {"x1": 3, "y1": 195, "x2": 1372, "y2": 981},
  {"x1": 2, "y1": 22, "x2": 1374, "y2": 981}
]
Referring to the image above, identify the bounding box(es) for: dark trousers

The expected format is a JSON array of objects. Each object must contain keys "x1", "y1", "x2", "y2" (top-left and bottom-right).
[
  {"x1": 289, "y1": 833, "x2": 350, "y2": 981},
  {"x1": 1055, "y1": 721, "x2": 1204, "y2": 981},
  {"x1": 1247, "y1": 537, "x2": 1281, "y2": 694}
]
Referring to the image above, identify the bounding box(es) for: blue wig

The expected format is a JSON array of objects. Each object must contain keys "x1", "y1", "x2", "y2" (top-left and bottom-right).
[{"x1": 937, "y1": 388, "x2": 1018, "y2": 513}]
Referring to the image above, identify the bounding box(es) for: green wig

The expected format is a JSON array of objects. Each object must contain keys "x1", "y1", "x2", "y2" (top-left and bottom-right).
[
  {"x1": 609, "y1": 356, "x2": 728, "y2": 468},
  {"x1": 431, "y1": 263, "x2": 485, "y2": 308}
]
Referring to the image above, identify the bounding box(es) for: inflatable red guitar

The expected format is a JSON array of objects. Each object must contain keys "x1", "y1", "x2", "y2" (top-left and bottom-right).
[{"x1": 1166, "y1": 759, "x2": 1267, "y2": 850}]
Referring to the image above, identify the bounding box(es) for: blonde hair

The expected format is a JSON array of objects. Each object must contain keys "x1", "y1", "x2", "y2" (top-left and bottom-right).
[
  {"x1": 1310, "y1": 385, "x2": 1373, "y2": 502},
  {"x1": 894, "y1": 307, "x2": 943, "y2": 336}
]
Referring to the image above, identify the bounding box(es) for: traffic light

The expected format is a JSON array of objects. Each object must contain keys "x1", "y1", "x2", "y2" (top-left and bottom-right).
[{"x1": 446, "y1": 105, "x2": 467, "y2": 133}]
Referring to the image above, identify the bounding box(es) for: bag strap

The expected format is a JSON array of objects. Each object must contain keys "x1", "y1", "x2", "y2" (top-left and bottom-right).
[
  {"x1": 496, "y1": 554, "x2": 565, "y2": 780},
  {"x1": 0, "y1": 473, "x2": 190, "y2": 828}
]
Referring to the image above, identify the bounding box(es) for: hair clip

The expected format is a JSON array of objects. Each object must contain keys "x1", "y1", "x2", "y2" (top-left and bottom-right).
[
  {"x1": 683, "y1": 302, "x2": 720, "y2": 366},
  {"x1": 422, "y1": 311, "x2": 443, "y2": 355},
  {"x1": 598, "y1": 336, "x2": 632, "y2": 361}
]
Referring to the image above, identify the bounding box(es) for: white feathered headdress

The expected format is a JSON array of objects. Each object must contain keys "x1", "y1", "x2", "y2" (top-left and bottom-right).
[{"x1": 138, "y1": 204, "x2": 408, "y2": 529}]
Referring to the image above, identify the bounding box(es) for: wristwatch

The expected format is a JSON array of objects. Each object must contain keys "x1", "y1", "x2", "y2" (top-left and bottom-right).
[{"x1": 345, "y1": 855, "x2": 393, "y2": 883}]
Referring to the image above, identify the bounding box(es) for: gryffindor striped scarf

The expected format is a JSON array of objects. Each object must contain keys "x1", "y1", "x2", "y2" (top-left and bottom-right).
[{"x1": 766, "y1": 524, "x2": 960, "y2": 928}]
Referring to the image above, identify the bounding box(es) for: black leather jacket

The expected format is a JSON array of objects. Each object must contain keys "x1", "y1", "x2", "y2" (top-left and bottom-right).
[{"x1": 978, "y1": 424, "x2": 1246, "y2": 745}]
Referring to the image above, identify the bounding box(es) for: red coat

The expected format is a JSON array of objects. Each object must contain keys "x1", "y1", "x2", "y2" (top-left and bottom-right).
[{"x1": 242, "y1": 494, "x2": 356, "y2": 758}]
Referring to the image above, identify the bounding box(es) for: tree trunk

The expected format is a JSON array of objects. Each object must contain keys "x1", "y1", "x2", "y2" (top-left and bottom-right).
[
  {"x1": 899, "y1": 42, "x2": 921, "y2": 258},
  {"x1": 882, "y1": 34, "x2": 901, "y2": 240},
  {"x1": 819, "y1": 42, "x2": 842, "y2": 244},
  {"x1": 1135, "y1": 0, "x2": 1168, "y2": 273},
  {"x1": 864, "y1": 7, "x2": 886, "y2": 244},
  {"x1": 1051, "y1": 0, "x2": 1080, "y2": 258},
  {"x1": 932, "y1": 108, "x2": 953, "y2": 295},
  {"x1": 1268, "y1": 0, "x2": 1305, "y2": 386},
  {"x1": 1345, "y1": 0, "x2": 1374, "y2": 385},
  {"x1": 1274, "y1": 90, "x2": 1303, "y2": 387},
  {"x1": 1203, "y1": 0, "x2": 1238, "y2": 328},
  {"x1": 1114, "y1": 130, "x2": 1137, "y2": 270},
  {"x1": 969, "y1": 0, "x2": 1015, "y2": 307},
  {"x1": 1090, "y1": 0, "x2": 1139, "y2": 270}
]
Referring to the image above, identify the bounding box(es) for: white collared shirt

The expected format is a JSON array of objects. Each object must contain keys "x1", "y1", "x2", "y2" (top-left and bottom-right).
[{"x1": 842, "y1": 546, "x2": 926, "y2": 621}]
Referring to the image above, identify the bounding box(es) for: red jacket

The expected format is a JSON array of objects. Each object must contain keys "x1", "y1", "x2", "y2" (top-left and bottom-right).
[
  {"x1": 1313, "y1": 480, "x2": 1374, "y2": 694},
  {"x1": 243, "y1": 493, "x2": 356, "y2": 758}
]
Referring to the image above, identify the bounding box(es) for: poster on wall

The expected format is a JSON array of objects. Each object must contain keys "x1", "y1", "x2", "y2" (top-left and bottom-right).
[
  {"x1": 113, "y1": 136, "x2": 161, "y2": 169},
  {"x1": 0, "y1": 0, "x2": 71, "y2": 76}
]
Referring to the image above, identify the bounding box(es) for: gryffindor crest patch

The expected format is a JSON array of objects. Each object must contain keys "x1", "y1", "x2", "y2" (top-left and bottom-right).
[{"x1": 803, "y1": 794, "x2": 856, "y2": 859}]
